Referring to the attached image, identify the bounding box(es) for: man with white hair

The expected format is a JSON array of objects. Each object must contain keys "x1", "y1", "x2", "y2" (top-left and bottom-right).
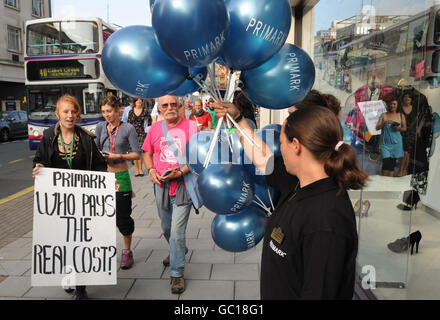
[{"x1": 142, "y1": 95, "x2": 199, "y2": 294}]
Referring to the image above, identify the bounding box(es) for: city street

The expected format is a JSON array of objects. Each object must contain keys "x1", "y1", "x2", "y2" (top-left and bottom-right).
[{"x1": 0, "y1": 138, "x2": 34, "y2": 200}]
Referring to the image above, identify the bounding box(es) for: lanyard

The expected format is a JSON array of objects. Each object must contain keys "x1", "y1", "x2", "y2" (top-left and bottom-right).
[
  {"x1": 60, "y1": 132, "x2": 74, "y2": 169},
  {"x1": 107, "y1": 121, "x2": 120, "y2": 153}
]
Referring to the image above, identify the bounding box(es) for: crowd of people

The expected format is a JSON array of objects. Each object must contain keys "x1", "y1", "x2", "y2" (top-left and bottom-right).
[{"x1": 32, "y1": 88, "x2": 370, "y2": 300}]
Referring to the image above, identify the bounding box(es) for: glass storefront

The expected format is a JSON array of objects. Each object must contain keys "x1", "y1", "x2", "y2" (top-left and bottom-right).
[{"x1": 313, "y1": 0, "x2": 440, "y2": 299}]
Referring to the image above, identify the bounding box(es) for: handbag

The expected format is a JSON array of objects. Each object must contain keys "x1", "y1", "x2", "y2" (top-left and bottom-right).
[{"x1": 162, "y1": 121, "x2": 204, "y2": 209}]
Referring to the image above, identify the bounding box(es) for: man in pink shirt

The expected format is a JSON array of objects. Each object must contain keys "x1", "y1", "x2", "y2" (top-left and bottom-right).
[{"x1": 142, "y1": 95, "x2": 198, "y2": 294}]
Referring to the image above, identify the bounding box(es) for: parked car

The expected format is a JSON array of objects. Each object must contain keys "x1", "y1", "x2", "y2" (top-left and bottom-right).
[{"x1": 0, "y1": 110, "x2": 28, "y2": 142}]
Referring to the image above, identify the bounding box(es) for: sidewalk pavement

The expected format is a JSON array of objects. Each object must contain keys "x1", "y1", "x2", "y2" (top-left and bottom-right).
[{"x1": 0, "y1": 164, "x2": 262, "y2": 300}]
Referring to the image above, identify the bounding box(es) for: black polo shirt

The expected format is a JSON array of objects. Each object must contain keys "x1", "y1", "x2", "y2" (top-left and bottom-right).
[{"x1": 262, "y1": 156, "x2": 358, "y2": 300}]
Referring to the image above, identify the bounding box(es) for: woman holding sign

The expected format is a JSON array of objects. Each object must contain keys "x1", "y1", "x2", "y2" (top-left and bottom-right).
[
  {"x1": 214, "y1": 101, "x2": 368, "y2": 299},
  {"x1": 32, "y1": 94, "x2": 107, "y2": 300},
  {"x1": 95, "y1": 95, "x2": 141, "y2": 272}
]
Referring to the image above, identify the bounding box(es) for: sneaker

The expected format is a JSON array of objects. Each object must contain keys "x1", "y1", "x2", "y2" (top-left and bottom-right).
[
  {"x1": 170, "y1": 276, "x2": 185, "y2": 294},
  {"x1": 120, "y1": 249, "x2": 134, "y2": 270},
  {"x1": 163, "y1": 247, "x2": 188, "y2": 267}
]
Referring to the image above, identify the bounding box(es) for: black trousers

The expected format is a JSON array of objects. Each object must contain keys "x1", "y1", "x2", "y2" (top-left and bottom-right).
[{"x1": 116, "y1": 191, "x2": 135, "y2": 236}]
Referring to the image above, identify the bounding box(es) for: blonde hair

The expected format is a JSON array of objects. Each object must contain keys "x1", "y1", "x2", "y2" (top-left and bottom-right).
[{"x1": 55, "y1": 94, "x2": 82, "y2": 121}]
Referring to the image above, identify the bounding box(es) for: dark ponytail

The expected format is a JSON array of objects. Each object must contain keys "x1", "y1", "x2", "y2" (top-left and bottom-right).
[
  {"x1": 324, "y1": 142, "x2": 369, "y2": 192},
  {"x1": 284, "y1": 106, "x2": 368, "y2": 193}
]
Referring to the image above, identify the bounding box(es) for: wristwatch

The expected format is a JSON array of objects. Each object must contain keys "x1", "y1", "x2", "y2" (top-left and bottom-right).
[{"x1": 147, "y1": 168, "x2": 156, "y2": 174}]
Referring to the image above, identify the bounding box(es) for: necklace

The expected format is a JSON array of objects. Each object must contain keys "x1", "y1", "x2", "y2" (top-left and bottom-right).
[
  {"x1": 59, "y1": 131, "x2": 74, "y2": 169},
  {"x1": 288, "y1": 181, "x2": 300, "y2": 201}
]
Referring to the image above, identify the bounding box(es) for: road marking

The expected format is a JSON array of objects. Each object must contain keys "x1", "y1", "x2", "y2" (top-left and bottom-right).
[
  {"x1": 0, "y1": 186, "x2": 34, "y2": 205},
  {"x1": 29, "y1": 155, "x2": 34, "y2": 159},
  {"x1": 9, "y1": 158, "x2": 24, "y2": 164}
]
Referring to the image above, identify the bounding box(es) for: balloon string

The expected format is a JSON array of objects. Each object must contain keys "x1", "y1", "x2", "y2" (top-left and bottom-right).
[
  {"x1": 267, "y1": 188, "x2": 275, "y2": 212},
  {"x1": 207, "y1": 64, "x2": 222, "y2": 101},
  {"x1": 254, "y1": 194, "x2": 270, "y2": 212},
  {"x1": 224, "y1": 119, "x2": 234, "y2": 154},
  {"x1": 225, "y1": 71, "x2": 238, "y2": 103},
  {"x1": 252, "y1": 200, "x2": 272, "y2": 216},
  {"x1": 226, "y1": 113, "x2": 260, "y2": 148},
  {"x1": 203, "y1": 116, "x2": 224, "y2": 168},
  {"x1": 224, "y1": 69, "x2": 233, "y2": 103},
  {"x1": 192, "y1": 77, "x2": 220, "y2": 102}
]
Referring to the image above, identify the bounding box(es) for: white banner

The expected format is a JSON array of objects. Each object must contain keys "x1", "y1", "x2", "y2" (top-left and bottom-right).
[
  {"x1": 31, "y1": 168, "x2": 117, "y2": 287},
  {"x1": 357, "y1": 100, "x2": 388, "y2": 136}
]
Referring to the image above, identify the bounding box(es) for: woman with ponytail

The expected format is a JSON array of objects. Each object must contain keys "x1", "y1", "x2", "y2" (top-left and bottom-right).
[{"x1": 214, "y1": 102, "x2": 368, "y2": 300}]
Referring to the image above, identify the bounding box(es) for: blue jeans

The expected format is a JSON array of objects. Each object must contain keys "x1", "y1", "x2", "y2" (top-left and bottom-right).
[{"x1": 154, "y1": 184, "x2": 192, "y2": 277}]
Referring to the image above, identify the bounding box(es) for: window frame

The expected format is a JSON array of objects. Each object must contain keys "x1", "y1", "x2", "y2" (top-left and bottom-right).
[
  {"x1": 7, "y1": 25, "x2": 22, "y2": 53},
  {"x1": 4, "y1": 0, "x2": 19, "y2": 10},
  {"x1": 31, "y1": 0, "x2": 43, "y2": 17}
]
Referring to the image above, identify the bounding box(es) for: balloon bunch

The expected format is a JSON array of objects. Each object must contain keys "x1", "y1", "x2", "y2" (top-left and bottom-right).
[{"x1": 101, "y1": 0, "x2": 316, "y2": 252}]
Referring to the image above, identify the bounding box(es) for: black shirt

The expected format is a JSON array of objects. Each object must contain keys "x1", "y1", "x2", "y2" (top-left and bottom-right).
[{"x1": 262, "y1": 156, "x2": 358, "y2": 300}]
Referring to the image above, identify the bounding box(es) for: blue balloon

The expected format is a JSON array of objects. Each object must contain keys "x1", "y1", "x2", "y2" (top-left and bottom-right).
[
  {"x1": 257, "y1": 129, "x2": 281, "y2": 157},
  {"x1": 169, "y1": 67, "x2": 207, "y2": 96},
  {"x1": 262, "y1": 124, "x2": 282, "y2": 132},
  {"x1": 215, "y1": 56, "x2": 227, "y2": 67},
  {"x1": 152, "y1": 0, "x2": 229, "y2": 67},
  {"x1": 243, "y1": 162, "x2": 267, "y2": 186},
  {"x1": 211, "y1": 207, "x2": 267, "y2": 252},
  {"x1": 149, "y1": 0, "x2": 155, "y2": 11},
  {"x1": 197, "y1": 164, "x2": 254, "y2": 215},
  {"x1": 221, "y1": 0, "x2": 292, "y2": 71},
  {"x1": 241, "y1": 44, "x2": 315, "y2": 109},
  {"x1": 186, "y1": 130, "x2": 244, "y2": 174},
  {"x1": 102, "y1": 26, "x2": 187, "y2": 98},
  {"x1": 250, "y1": 183, "x2": 280, "y2": 212}
]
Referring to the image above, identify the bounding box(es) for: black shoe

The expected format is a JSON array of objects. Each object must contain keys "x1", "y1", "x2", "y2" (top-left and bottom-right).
[
  {"x1": 64, "y1": 288, "x2": 75, "y2": 294},
  {"x1": 409, "y1": 230, "x2": 422, "y2": 255},
  {"x1": 74, "y1": 286, "x2": 88, "y2": 300},
  {"x1": 397, "y1": 203, "x2": 412, "y2": 211}
]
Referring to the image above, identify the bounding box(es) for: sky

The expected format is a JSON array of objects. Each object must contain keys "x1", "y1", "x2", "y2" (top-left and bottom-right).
[
  {"x1": 51, "y1": 0, "x2": 152, "y2": 27},
  {"x1": 51, "y1": 0, "x2": 437, "y2": 33}
]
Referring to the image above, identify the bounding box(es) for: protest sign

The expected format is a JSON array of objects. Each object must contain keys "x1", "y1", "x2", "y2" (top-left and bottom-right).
[
  {"x1": 31, "y1": 168, "x2": 116, "y2": 287},
  {"x1": 357, "y1": 100, "x2": 388, "y2": 136}
]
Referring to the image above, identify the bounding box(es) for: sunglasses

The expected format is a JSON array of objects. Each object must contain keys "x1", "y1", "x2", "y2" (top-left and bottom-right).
[{"x1": 161, "y1": 102, "x2": 178, "y2": 108}]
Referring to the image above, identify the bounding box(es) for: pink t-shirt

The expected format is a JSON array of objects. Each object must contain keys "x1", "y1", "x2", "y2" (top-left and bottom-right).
[{"x1": 142, "y1": 118, "x2": 199, "y2": 196}]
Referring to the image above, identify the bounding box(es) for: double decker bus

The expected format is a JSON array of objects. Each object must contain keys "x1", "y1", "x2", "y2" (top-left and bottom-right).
[{"x1": 24, "y1": 17, "x2": 120, "y2": 150}]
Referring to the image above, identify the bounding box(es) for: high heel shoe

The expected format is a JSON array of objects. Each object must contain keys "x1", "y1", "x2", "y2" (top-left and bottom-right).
[
  {"x1": 409, "y1": 230, "x2": 422, "y2": 255},
  {"x1": 397, "y1": 190, "x2": 420, "y2": 211},
  {"x1": 353, "y1": 200, "x2": 361, "y2": 216},
  {"x1": 361, "y1": 200, "x2": 371, "y2": 217}
]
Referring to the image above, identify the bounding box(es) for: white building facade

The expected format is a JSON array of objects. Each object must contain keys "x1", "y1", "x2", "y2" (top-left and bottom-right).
[{"x1": 0, "y1": 0, "x2": 51, "y2": 111}]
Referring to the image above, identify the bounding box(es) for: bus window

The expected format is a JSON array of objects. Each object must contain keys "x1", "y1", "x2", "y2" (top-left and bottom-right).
[
  {"x1": 435, "y1": 9, "x2": 440, "y2": 44},
  {"x1": 27, "y1": 88, "x2": 61, "y2": 120},
  {"x1": 433, "y1": 51, "x2": 440, "y2": 73},
  {"x1": 27, "y1": 23, "x2": 61, "y2": 56},
  {"x1": 64, "y1": 83, "x2": 105, "y2": 119},
  {"x1": 60, "y1": 21, "x2": 99, "y2": 54}
]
